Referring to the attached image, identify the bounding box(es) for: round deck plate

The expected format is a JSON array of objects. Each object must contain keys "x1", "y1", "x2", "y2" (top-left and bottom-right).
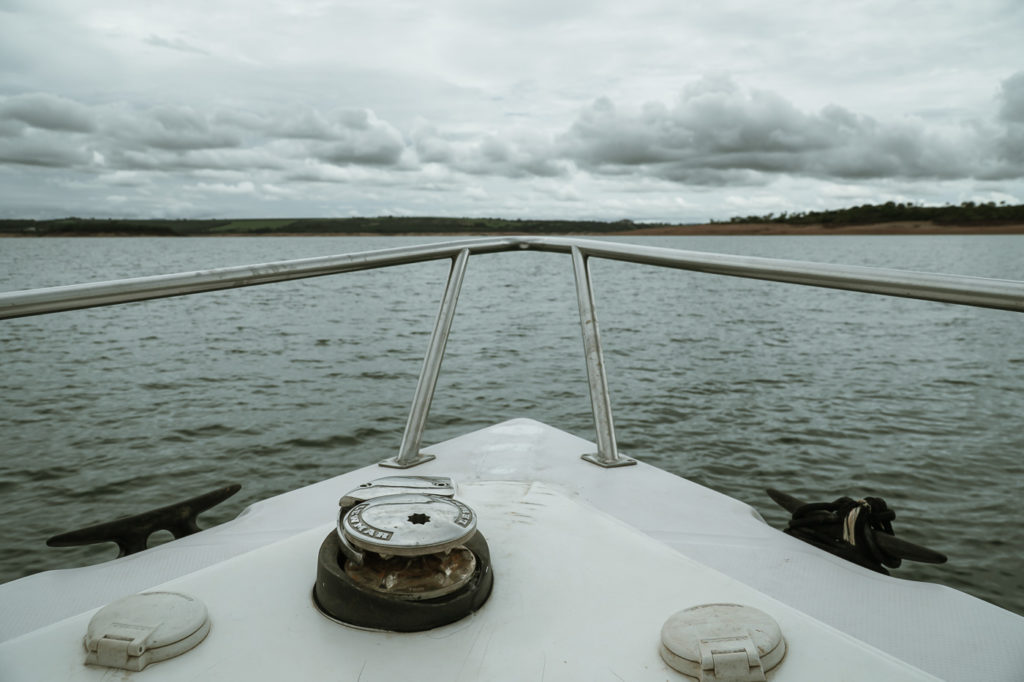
[
  {"x1": 660, "y1": 603, "x2": 785, "y2": 679},
  {"x1": 340, "y1": 493, "x2": 477, "y2": 556},
  {"x1": 84, "y1": 592, "x2": 210, "y2": 671}
]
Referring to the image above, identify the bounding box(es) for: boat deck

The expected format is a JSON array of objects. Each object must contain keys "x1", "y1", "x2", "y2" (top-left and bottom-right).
[{"x1": 2, "y1": 419, "x2": 1020, "y2": 680}]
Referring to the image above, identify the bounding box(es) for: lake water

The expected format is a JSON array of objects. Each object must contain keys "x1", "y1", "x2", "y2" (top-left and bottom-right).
[{"x1": 1, "y1": 235, "x2": 1022, "y2": 616}]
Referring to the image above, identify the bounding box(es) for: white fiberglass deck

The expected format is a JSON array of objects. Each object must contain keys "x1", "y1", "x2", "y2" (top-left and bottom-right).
[{"x1": 1, "y1": 419, "x2": 1021, "y2": 680}]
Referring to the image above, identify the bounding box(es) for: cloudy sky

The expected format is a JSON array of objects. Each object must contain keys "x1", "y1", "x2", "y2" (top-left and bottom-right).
[{"x1": 1, "y1": 0, "x2": 1022, "y2": 222}]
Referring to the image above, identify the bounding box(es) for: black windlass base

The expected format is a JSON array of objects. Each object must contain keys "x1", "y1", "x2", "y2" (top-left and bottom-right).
[{"x1": 313, "y1": 529, "x2": 493, "y2": 632}]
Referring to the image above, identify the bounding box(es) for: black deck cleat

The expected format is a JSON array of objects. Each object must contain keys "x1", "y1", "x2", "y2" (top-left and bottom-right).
[{"x1": 47, "y1": 483, "x2": 241, "y2": 557}]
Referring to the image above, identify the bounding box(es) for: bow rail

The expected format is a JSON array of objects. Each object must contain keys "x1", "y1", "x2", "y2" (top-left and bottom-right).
[{"x1": 3, "y1": 236, "x2": 1023, "y2": 468}]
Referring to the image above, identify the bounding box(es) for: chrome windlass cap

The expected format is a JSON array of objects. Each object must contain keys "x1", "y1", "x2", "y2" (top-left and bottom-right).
[
  {"x1": 338, "y1": 476, "x2": 455, "y2": 509},
  {"x1": 339, "y1": 493, "x2": 477, "y2": 557}
]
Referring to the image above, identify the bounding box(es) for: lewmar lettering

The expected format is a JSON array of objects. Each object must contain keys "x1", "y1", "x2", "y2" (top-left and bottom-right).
[{"x1": 346, "y1": 504, "x2": 394, "y2": 541}]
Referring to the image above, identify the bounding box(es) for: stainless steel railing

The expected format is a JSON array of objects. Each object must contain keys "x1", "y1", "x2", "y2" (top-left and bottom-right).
[
  {"x1": 2, "y1": 236, "x2": 1023, "y2": 468},
  {"x1": 380, "y1": 249, "x2": 471, "y2": 469},
  {"x1": 570, "y1": 245, "x2": 635, "y2": 467}
]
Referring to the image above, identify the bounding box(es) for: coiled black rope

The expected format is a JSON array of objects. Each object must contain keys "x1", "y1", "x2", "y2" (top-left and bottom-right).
[{"x1": 767, "y1": 489, "x2": 946, "y2": 575}]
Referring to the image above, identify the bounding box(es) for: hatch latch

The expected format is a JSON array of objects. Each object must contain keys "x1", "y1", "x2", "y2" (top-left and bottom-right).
[
  {"x1": 88, "y1": 623, "x2": 158, "y2": 670},
  {"x1": 698, "y1": 635, "x2": 765, "y2": 682}
]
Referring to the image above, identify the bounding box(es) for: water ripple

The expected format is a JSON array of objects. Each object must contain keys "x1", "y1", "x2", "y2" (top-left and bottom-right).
[{"x1": 1, "y1": 235, "x2": 1022, "y2": 616}]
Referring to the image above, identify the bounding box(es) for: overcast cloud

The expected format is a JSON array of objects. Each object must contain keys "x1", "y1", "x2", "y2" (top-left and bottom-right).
[{"x1": 1, "y1": 0, "x2": 1022, "y2": 221}]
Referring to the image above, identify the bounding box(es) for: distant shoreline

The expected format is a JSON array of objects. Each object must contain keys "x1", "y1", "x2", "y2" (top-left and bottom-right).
[
  {"x1": 611, "y1": 220, "x2": 1024, "y2": 236},
  {"x1": 4, "y1": 220, "x2": 1024, "y2": 237},
  {"x1": 5, "y1": 203, "x2": 1022, "y2": 237}
]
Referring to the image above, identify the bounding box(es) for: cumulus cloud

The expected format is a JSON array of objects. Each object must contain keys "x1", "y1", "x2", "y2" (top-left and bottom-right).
[
  {"x1": 557, "y1": 76, "x2": 998, "y2": 185},
  {"x1": 0, "y1": 93, "x2": 96, "y2": 133},
  {"x1": 0, "y1": 96, "x2": 414, "y2": 173},
  {"x1": 3, "y1": 79, "x2": 1019, "y2": 189},
  {"x1": 0, "y1": 134, "x2": 92, "y2": 167},
  {"x1": 1, "y1": 73, "x2": 1022, "y2": 220},
  {"x1": 998, "y1": 72, "x2": 1024, "y2": 124},
  {"x1": 106, "y1": 147, "x2": 286, "y2": 172},
  {"x1": 109, "y1": 105, "x2": 242, "y2": 152},
  {"x1": 266, "y1": 109, "x2": 339, "y2": 141},
  {"x1": 412, "y1": 125, "x2": 566, "y2": 178},
  {"x1": 305, "y1": 111, "x2": 406, "y2": 166},
  {"x1": 208, "y1": 107, "x2": 409, "y2": 166}
]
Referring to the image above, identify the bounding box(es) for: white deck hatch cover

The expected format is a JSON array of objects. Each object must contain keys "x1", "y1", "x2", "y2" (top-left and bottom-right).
[
  {"x1": 660, "y1": 603, "x2": 785, "y2": 681},
  {"x1": 83, "y1": 591, "x2": 210, "y2": 671}
]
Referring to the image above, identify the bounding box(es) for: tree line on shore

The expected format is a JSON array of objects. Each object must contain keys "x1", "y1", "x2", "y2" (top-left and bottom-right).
[
  {"x1": 721, "y1": 201, "x2": 1024, "y2": 226},
  {"x1": 1, "y1": 201, "x2": 1022, "y2": 236},
  {"x1": 0, "y1": 216, "x2": 638, "y2": 236}
]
